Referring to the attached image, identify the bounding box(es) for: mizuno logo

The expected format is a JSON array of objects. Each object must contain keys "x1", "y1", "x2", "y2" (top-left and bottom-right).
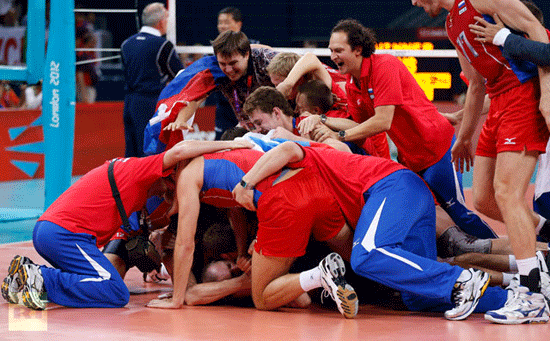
[{"x1": 504, "y1": 137, "x2": 517, "y2": 145}]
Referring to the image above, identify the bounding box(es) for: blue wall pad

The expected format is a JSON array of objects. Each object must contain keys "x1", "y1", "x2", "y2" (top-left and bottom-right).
[
  {"x1": 8, "y1": 126, "x2": 27, "y2": 141},
  {"x1": 10, "y1": 160, "x2": 40, "y2": 178},
  {"x1": 6, "y1": 141, "x2": 44, "y2": 154}
]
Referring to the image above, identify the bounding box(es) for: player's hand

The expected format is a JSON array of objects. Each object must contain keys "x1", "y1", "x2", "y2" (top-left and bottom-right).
[
  {"x1": 297, "y1": 114, "x2": 322, "y2": 136},
  {"x1": 236, "y1": 255, "x2": 252, "y2": 274},
  {"x1": 228, "y1": 140, "x2": 254, "y2": 150},
  {"x1": 451, "y1": 138, "x2": 474, "y2": 173},
  {"x1": 276, "y1": 81, "x2": 294, "y2": 99},
  {"x1": 232, "y1": 184, "x2": 256, "y2": 211},
  {"x1": 310, "y1": 124, "x2": 337, "y2": 142},
  {"x1": 146, "y1": 297, "x2": 182, "y2": 309},
  {"x1": 163, "y1": 116, "x2": 195, "y2": 132},
  {"x1": 271, "y1": 126, "x2": 296, "y2": 140},
  {"x1": 440, "y1": 110, "x2": 463, "y2": 126},
  {"x1": 470, "y1": 14, "x2": 504, "y2": 44}
]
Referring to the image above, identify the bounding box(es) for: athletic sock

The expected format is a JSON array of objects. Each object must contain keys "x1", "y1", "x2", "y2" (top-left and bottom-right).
[
  {"x1": 502, "y1": 272, "x2": 514, "y2": 287},
  {"x1": 535, "y1": 215, "x2": 547, "y2": 234},
  {"x1": 299, "y1": 267, "x2": 321, "y2": 292},
  {"x1": 509, "y1": 255, "x2": 518, "y2": 272},
  {"x1": 517, "y1": 257, "x2": 541, "y2": 292}
]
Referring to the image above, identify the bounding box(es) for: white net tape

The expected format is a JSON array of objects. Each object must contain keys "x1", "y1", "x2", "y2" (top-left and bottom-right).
[{"x1": 174, "y1": 46, "x2": 458, "y2": 58}]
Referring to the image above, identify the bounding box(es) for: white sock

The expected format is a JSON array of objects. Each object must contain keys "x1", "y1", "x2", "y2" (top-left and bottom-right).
[
  {"x1": 536, "y1": 215, "x2": 547, "y2": 234},
  {"x1": 516, "y1": 256, "x2": 539, "y2": 277},
  {"x1": 502, "y1": 272, "x2": 514, "y2": 287},
  {"x1": 509, "y1": 255, "x2": 518, "y2": 272},
  {"x1": 299, "y1": 267, "x2": 322, "y2": 292}
]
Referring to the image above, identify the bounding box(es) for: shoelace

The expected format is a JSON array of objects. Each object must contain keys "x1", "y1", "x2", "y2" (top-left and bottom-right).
[
  {"x1": 451, "y1": 282, "x2": 465, "y2": 305},
  {"x1": 320, "y1": 289, "x2": 331, "y2": 305}
]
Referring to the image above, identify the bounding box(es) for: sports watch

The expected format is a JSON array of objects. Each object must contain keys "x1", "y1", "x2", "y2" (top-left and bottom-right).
[
  {"x1": 320, "y1": 114, "x2": 327, "y2": 124},
  {"x1": 338, "y1": 130, "x2": 346, "y2": 141},
  {"x1": 240, "y1": 179, "x2": 254, "y2": 190}
]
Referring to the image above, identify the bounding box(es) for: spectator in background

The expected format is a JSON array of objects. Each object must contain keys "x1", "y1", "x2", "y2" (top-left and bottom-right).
[
  {"x1": 0, "y1": 80, "x2": 19, "y2": 108},
  {"x1": 75, "y1": 9, "x2": 99, "y2": 104},
  {"x1": 120, "y1": 2, "x2": 183, "y2": 157},
  {"x1": 19, "y1": 81, "x2": 42, "y2": 109}
]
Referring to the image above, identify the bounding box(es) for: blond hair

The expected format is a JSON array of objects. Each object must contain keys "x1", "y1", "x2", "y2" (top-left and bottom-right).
[{"x1": 266, "y1": 52, "x2": 301, "y2": 77}]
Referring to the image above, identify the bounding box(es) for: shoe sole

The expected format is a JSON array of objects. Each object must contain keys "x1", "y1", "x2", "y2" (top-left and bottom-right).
[
  {"x1": 1, "y1": 255, "x2": 27, "y2": 304},
  {"x1": 484, "y1": 313, "x2": 549, "y2": 325},
  {"x1": 321, "y1": 253, "x2": 358, "y2": 318},
  {"x1": 336, "y1": 284, "x2": 359, "y2": 319},
  {"x1": 321, "y1": 253, "x2": 346, "y2": 278},
  {"x1": 18, "y1": 265, "x2": 45, "y2": 310},
  {"x1": 445, "y1": 271, "x2": 491, "y2": 321}
]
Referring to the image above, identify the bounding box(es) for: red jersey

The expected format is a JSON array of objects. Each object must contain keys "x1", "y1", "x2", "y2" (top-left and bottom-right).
[
  {"x1": 39, "y1": 153, "x2": 171, "y2": 247},
  {"x1": 446, "y1": 0, "x2": 538, "y2": 97},
  {"x1": 345, "y1": 54, "x2": 455, "y2": 172},
  {"x1": 289, "y1": 145, "x2": 405, "y2": 228}
]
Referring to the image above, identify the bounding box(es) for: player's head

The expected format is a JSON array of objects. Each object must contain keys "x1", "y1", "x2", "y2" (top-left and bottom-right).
[
  {"x1": 243, "y1": 86, "x2": 295, "y2": 133},
  {"x1": 217, "y1": 7, "x2": 243, "y2": 33},
  {"x1": 212, "y1": 31, "x2": 251, "y2": 82},
  {"x1": 142, "y1": 2, "x2": 168, "y2": 34},
  {"x1": 266, "y1": 52, "x2": 301, "y2": 86},
  {"x1": 330, "y1": 19, "x2": 376, "y2": 75},
  {"x1": 202, "y1": 223, "x2": 237, "y2": 263},
  {"x1": 220, "y1": 126, "x2": 249, "y2": 140},
  {"x1": 202, "y1": 260, "x2": 240, "y2": 283},
  {"x1": 521, "y1": 1, "x2": 544, "y2": 25},
  {"x1": 295, "y1": 80, "x2": 334, "y2": 115},
  {"x1": 410, "y1": 0, "x2": 443, "y2": 18}
]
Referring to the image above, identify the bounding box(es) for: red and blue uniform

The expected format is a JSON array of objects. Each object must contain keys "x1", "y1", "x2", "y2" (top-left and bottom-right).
[
  {"x1": 345, "y1": 54, "x2": 496, "y2": 239},
  {"x1": 287, "y1": 144, "x2": 507, "y2": 312},
  {"x1": 446, "y1": 0, "x2": 548, "y2": 158},
  {"x1": 201, "y1": 146, "x2": 345, "y2": 257},
  {"x1": 34, "y1": 153, "x2": 172, "y2": 308}
]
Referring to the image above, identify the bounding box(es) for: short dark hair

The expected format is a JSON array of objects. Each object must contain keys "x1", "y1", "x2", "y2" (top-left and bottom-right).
[
  {"x1": 331, "y1": 18, "x2": 377, "y2": 58},
  {"x1": 202, "y1": 223, "x2": 236, "y2": 263},
  {"x1": 243, "y1": 86, "x2": 296, "y2": 118},
  {"x1": 218, "y1": 7, "x2": 242, "y2": 23},
  {"x1": 220, "y1": 126, "x2": 249, "y2": 140},
  {"x1": 297, "y1": 80, "x2": 334, "y2": 114},
  {"x1": 521, "y1": 1, "x2": 544, "y2": 25},
  {"x1": 211, "y1": 30, "x2": 251, "y2": 58}
]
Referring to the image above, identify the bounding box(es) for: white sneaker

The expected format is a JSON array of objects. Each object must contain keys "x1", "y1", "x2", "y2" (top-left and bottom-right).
[
  {"x1": 484, "y1": 286, "x2": 549, "y2": 324},
  {"x1": 536, "y1": 251, "x2": 550, "y2": 304},
  {"x1": 1, "y1": 255, "x2": 34, "y2": 304},
  {"x1": 19, "y1": 263, "x2": 46, "y2": 310},
  {"x1": 444, "y1": 268, "x2": 490, "y2": 320},
  {"x1": 318, "y1": 253, "x2": 358, "y2": 318}
]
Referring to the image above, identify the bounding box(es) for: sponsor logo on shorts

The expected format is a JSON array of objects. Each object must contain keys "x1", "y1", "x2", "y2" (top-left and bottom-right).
[{"x1": 504, "y1": 137, "x2": 517, "y2": 145}]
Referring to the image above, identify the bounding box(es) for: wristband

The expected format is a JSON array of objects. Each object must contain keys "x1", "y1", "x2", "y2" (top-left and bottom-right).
[{"x1": 493, "y1": 27, "x2": 511, "y2": 46}]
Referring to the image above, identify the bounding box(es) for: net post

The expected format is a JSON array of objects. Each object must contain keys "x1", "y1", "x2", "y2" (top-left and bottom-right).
[{"x1": 42, "y1": 0, "x2": 76, "y2": 208}]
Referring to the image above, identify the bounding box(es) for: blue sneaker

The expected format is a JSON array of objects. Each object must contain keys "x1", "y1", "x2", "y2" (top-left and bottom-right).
[{"x1": 485, "y1": 286, "x2": 549, "y2": 324}]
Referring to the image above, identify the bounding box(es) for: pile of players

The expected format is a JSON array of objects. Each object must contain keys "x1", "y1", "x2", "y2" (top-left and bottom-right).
[{"x1": 3, "y1": 0, "x2": 550, "y2": 326}]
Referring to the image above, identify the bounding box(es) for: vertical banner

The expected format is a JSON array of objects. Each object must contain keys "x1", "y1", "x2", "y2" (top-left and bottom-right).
[{"x1": 42, "y1": 0, "x2": 76, "y2": 208}]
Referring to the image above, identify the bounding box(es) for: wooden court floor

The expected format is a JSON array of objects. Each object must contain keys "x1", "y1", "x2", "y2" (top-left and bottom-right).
[{"x1": 1, "y1": 190, "x2": 550, "y2": 340}]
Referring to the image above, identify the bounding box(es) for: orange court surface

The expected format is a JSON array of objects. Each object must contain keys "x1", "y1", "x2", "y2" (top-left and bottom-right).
[{"x1": 1, "y1": 188, "x2": 550, "y2": 340}]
